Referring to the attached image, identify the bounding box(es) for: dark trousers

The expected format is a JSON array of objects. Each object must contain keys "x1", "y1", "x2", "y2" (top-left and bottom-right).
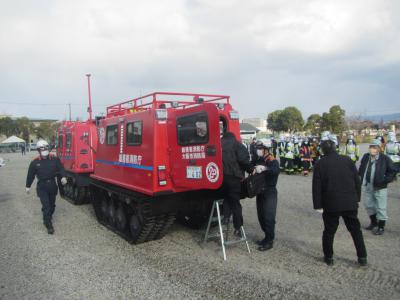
[
  {"x1": 294, "y1": 157, "x2": 301, "y2": 170},
  {"x1": 302, "y1": 160, "x2": 311, "y2": 172},
  {"x1": 222, "y1": 175, "x2": 243, "y2": 230},
  {"x1": 286, "y1": 159, "x2": 294, "y2": 171},
  {"x1": 322, "y1": 210, "x2": 367, "y2": 259},
  {"x1": 279, "y1": 157, "x2": 286, "y2": 169},
  {"x1": 256, "y1": 188, "x2": 278, "y2": 242},
  {"x1": 37, "y1": 188, "x2": 57, "y2": 225}
]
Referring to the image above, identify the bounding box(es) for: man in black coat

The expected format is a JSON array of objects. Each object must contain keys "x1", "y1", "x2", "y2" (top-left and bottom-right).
[
  {"x1": 221, "y1": 131, "x2": 254, "y2": 235},
  {"x1": 253, "y1": 141, "x2": 280, "y2": 251},
  {"x1": 312, "y1": 137, "x2": 367, "y2": 266},
  {"x1": 26, "y1": 140, "x2": 67, "y2": 234},
  {"x1": 358, "y1": 139, "x2": 396, "y2": 235}
]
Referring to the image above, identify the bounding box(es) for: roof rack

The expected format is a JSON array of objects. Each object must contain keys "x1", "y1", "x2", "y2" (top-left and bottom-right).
[{"x1": 106, "y1": 92, "x2": 230, "y2": 117}]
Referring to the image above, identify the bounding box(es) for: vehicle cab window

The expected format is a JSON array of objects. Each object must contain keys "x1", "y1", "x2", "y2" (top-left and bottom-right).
[
  {"x1": 177, "y1": 112, "x2": 209, "y2": 145},
  {"x1": 106, "y1": 125, "x2": 118, "y2": 145},
  {"x1": 126, "y1": 121, "x2": 142, "y2": 145}
]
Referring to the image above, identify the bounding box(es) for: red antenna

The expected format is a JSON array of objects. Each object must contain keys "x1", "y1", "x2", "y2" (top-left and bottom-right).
[{"x1": 86, "y1": 74, "x2": 93, "y2": 121}]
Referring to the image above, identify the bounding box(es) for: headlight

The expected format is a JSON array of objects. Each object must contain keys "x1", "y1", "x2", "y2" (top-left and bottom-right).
[
  {"x1": 229, "y1": 110, "x2": 239, "y2": 120},
  {"x1": 155, "y1": 109, "x2": 168, "y2": 120}
]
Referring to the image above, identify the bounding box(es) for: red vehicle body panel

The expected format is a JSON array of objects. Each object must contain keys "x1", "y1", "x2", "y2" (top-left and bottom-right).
[
  {"x1": 57, "y1": 120, "x2": 98, "y2": 173},
  {"x1": 91, "y1": 92, "x2": 241, "y2": 196}
]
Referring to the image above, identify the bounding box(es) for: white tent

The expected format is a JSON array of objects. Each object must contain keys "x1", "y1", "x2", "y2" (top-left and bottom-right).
[{"x1": 1, "y1": 135, "x2": 25, "y2": 144}]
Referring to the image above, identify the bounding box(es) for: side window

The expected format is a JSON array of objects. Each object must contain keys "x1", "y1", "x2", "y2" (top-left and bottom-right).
[
  {"x1": 66, "y1": 133, "x2": 71, "y2": 149},
  {"x1": 219, "y1": 116, "x2": 227, "y2": 136},
  {"x1": 126, "y1": 121, "x2": 142, "y2": 145},
  {"x1": 106, "y1": 125, "x2": 118, "y2": 145},
  {"x1": 177, "y1": 112, "x2": 209, "y2": 145},
  {"x1": 58, "y1": 135, "x2": 63, "y2": 148}
]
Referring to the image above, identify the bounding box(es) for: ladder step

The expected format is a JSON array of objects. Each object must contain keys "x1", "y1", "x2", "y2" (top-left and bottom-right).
[
  {"x1": 210, "y1": 216, "x2": 220, "y2": 222},
  {"x1": 224, "y1": 238, "x2": 248, "y2": 246},
  {"x1": 203, "y1": 199, "x2": 251, "y2": 260}
]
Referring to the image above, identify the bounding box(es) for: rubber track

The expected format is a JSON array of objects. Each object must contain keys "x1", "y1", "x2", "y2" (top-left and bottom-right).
[
  {"x1": 90, "y1": 181, "x2": 176, "y2": 244},
  {"x1": 61, "y1": 182, "x2": 89, "y2": 205},
  {"x1": 134, "y1": 202, "x2": 176, "y2": 243}
]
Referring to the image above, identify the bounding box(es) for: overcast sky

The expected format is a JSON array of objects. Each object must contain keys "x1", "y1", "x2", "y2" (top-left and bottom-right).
[{"x1": 0, "y1": 0, "x2": 399, "y2": 121}]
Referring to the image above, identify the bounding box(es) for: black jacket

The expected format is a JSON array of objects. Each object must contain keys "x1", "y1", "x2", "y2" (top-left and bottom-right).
[
  {"x1": 26, "y1": 155, "x2": 66, "y2": 192},
  {"x1": 253, "y1": 154, "x2": 280, "y2": 188},
  {"x1": 221, "y1": 132, "x2": 253, "y2": 179},
  {"x1": 358, "y1": 153, "x2": 396, "y2": 190},
  {"x1": 312, "y1": 152, "x2": 361, "y2": 212}
]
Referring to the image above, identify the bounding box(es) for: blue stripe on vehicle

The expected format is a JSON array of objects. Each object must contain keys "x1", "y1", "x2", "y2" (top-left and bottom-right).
[{"x1": 96, "y1": 159, "x2": 153, "y2": 171}]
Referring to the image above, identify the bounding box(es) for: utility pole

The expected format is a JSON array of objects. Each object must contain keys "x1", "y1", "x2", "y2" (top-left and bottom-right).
[
  {"x1": 86, "y1": 74, "x2": 93, "y2": 121},
  {"x1": 68, "y1": 103, "x2": 72, "y2": 121}
]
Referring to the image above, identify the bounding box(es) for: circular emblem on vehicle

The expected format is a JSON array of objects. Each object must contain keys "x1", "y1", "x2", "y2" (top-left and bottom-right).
[
  {"x1": 206, "y1": 162, "x2": 219, "y2": 183},
  {"x1": 99, "y1": 127, "x2": 105, "y2": 144}
]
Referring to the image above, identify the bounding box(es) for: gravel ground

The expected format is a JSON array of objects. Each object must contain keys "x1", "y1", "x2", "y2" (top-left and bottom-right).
[{"x1": 0, "y1": 147, "x2": 399, "y2": 300}]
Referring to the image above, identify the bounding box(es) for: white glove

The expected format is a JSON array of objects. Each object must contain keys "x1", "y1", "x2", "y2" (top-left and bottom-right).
[
  {"x1": 315, "y1": 209, "x2": 323, "y2": 214},
  {"x1": 25, "y1": 187, "x2": 30, "y2": 194},
  {"x1": 61, "y1": 177, "x2": 68, "y2": 186},
  {"x1": 255, "y1": 165, "x2": 267, "y2": 173}
]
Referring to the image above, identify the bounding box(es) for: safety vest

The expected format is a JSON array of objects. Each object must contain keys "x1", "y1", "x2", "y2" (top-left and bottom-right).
[
  {"x1": 285, "y1": 143, "x2": 294, "y2": 159},
  {"x1": 278, "y1": 142, "x2": 286, "y2": 154},
  {"x1": 343, "y1": 144, "x2": 359, "y2": 161},
  {"x1": 293, "y1": 143, "x2": 300, "y2": 157}
]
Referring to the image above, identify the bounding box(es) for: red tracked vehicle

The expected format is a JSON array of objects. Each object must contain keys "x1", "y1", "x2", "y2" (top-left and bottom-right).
[
  {"x1": 89, "y1": 92, "x2": 241, "y2": 244},
  {"x1": 56, "y1": 75, "x2": 98, "y2": 204},
  {"x1": 57, "y1": 120, "x2": 98, "y2": 204}
]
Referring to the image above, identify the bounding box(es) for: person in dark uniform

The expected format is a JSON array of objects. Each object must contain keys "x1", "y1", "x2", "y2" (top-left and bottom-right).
[
  {"x1": 25, "y1": 140, "x2": 67, "y2": 234},
  {"x1": 249, "y1": 137, "x2": 257, "y2": 162},
  {"x1": 312, "y1": 135, "x2": 367, "y2": 266},
  {"x1": 20, "y1": 143, "x2": 26, "y2": 155},
  {"x1": 221, "y1": 131, "x2": 254, "y2": 236},
  {"x1": 253, "y1": 140, "x2": 280, "y2": 251}
]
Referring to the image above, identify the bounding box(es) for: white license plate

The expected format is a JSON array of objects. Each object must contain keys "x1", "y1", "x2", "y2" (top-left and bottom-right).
[{"x1": 186, "y1": 166, "x2": 202, "y2": 179}]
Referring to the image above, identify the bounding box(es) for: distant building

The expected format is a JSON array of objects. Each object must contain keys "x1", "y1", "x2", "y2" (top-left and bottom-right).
[
  {"x1": 241, "y1": 117, "x2": 270, "y2": 134},
  {"x1": 240, "y1": 123, "x2": 260, "y2": 142},
  {"x1": 28, "y1": 118, "x2": 58, "y2": 128}
]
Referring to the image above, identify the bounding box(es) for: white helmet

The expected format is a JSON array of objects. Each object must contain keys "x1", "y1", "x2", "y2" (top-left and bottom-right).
[
  {"x1": 388, "y1": 132, "x2": 397, "y2": 142},
  {"x1": 330, "y1": 134, "x2": 338, "y2": 146},
  {"x1": 37, "y1": 140, "x2": 50, "y2": 157},
  {"x1": 321, "y1": 131, "x2": 331, "y2": 141},
  {"x1": 37, "y1": 140, "x2": 49, "y2": 149}
]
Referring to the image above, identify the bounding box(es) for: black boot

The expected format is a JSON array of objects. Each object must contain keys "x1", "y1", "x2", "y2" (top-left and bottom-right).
[
  {"x1": 45, "y1": 222, "x2": 54, "y2": 234},
  {"x1": 373, "y1": 220, "x2": 385, "y2": 235},
  {"x1": 365, "y1": 214, "x2": 377, "y2": 230},
  {"x1": 255, "y1": 237, "x2": 267, "y2": 246},
  {"x1": 358, "y1": 257, "x2": 368, "y2": 267},
  {"x1": 258, "y1": 240, "x2": 273, "y2": 251},
  {"x1": 324, "y1": 257, "x2": 334, "y2": 266},
  {"x1": 233, "y1": 229, "x2": 242, "y2": 237}
]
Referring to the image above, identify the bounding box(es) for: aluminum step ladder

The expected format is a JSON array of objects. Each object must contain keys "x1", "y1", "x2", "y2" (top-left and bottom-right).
[{"x1": 203, "y1": 199, "x2": 251, "y2": 261}]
